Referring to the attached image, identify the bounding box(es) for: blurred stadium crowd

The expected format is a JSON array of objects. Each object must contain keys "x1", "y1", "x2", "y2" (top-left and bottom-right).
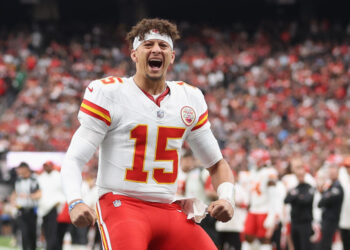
[
  {"x1": 0, "y1": 19, "x2": 350, "y2": 249},
  {"x1": 0, "y1": 20, "x2": 350, "y2": 172}
]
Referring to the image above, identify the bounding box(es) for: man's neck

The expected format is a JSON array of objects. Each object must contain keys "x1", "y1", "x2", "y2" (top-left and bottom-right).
[{"x1": 133, "y1": 74, "x2": 167, "y2": 95}]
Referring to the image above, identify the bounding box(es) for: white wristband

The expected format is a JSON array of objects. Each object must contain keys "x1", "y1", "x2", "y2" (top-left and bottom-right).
[{"x1": 217, "y1": 182, "x2": 235, "y2": 208}]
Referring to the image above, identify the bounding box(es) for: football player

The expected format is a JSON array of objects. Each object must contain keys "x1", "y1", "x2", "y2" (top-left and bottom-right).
[
  {"x1": 61, "y1": 18, "x2": 235, "y2": 249},
  {"x1": 242, "y1": 149, "x2": 280, "y2": 250}
]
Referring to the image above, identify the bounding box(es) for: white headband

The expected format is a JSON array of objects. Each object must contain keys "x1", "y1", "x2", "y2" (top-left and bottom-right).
[{"x1": 133, "y1": 29, "x2": 173, "y2": 50}]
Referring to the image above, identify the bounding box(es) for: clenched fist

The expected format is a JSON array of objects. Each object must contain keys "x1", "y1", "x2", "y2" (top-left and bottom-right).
[
  {"x1": 69, "y1": 202, "x2": 97, "y2": 227},
  {"x1": 207, "y1": 199, "x2": 234, "y2": 222}
]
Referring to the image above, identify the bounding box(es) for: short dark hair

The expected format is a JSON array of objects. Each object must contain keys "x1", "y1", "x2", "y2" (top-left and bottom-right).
[
  {"x1": 126, "y1": 18, "x2": 180, "y2": 49},
  {"x1": 17, "y1": 162, "x2": 30, "y2": 169}
]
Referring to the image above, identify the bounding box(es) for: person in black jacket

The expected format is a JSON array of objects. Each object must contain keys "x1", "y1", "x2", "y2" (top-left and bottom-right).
[
  {"x1": 317, "y1": 163, "x2": 344, "y2": 250},
  {"x1": 284, "y1": 158, "x2": 315, "y2": 250}
]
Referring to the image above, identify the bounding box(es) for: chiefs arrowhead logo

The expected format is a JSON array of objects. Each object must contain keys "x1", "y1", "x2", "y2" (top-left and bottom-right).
[{"x1": 181, "y1": 106, "x2": 196, "y2": 126}]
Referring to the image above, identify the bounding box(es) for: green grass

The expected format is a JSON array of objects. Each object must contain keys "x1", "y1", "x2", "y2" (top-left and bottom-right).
[{"x1": 0, "y1": 235, "x2": 18, "y2": 250}]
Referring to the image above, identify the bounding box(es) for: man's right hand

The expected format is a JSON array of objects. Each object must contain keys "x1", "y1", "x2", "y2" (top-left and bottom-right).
[{"x1": 69, "y1": 201, "x2": 96, "y2": 227}]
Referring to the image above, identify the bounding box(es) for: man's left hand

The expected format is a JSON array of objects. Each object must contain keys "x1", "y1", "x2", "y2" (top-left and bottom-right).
[{"x1": 207, "y1": 199, "x2": 234, "y2": 222}]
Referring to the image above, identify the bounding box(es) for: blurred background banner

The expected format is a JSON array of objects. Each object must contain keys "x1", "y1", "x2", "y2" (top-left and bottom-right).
[{"x1": 6, "y1": 151, "x2": 65, "y2": 170}]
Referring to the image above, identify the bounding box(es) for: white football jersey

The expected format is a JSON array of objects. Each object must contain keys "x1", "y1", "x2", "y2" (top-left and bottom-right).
[
  {"x1": 248, "y1": 166, "x2": 278, "y2": 213},
  {"x1": 78, "y1": 76, "x2": 222, "y2": 203}
]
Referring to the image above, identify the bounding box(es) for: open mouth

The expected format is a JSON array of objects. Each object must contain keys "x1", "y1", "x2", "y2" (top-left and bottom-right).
[{"x1": 148, "y1": 59, "x2": 163, "y2": 69}]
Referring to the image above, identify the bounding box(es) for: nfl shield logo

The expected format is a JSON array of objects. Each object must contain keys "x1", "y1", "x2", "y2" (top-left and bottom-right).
[
  {"x1": 181, "y1": 106, "x2": 196, "y2": 126},
  {"x1": 157, "y1": 110, "x2": 164, "y2": 118},
  {"x1": 113, "y1": 200, "x2": 122, "y2": 207}
]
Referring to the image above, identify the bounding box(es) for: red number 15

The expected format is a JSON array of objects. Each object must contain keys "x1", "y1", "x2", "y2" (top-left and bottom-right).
[{"x1": 125, "y1": 125, "x2": 186, "y2": 184}]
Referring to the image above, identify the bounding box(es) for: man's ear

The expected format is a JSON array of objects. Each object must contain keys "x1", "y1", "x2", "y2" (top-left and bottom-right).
[
  {"x1": 170, "y1": 50, "x2": 175, "y2": 64},
  {"x1": 131, "y1": 50, "x2": 137, "y2": 63}
]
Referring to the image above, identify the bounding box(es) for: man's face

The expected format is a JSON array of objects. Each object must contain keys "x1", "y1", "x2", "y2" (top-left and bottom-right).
[
  {"x1": 292, "y1": 165, "x2": 305, "y2": 183},
  {"x1": 131, "y1": 39, "x2": 175, "y2": 81},
  {"x1": 291, "y1": 158, "x2": 305, "y2": 182},
  {"x1": 328, "y1": 165, "x2": 339, "y2": 181},
  {"x1": 43, "y1": 163, "x2": 53, "y2": 173},
  {"x1": 16, "y1": 167, "x2": 31, "y2": 179}
]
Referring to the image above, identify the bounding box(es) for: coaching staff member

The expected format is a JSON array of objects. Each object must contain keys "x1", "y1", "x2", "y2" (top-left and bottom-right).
[
  {"x1": 318, "y1": 163, "x2": 343, "y2": 250},
  {"x1": 284, "y1": 158, "x2": 315, "y2": 250}
]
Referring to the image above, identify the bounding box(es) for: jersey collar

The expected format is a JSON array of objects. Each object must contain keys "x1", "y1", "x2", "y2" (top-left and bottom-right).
[{"x1": 139, "y1": 85, "x2": 170, "y2": 107}]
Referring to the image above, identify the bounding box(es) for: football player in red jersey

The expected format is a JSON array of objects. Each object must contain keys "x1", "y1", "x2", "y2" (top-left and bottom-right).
[{"x1": 61, "y1": 18, "x2": 235, "y2": 249}]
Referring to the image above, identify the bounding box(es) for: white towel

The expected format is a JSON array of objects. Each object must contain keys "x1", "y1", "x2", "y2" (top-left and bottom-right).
[{"x1": 174, "y1": 197, "x2": 208, "y2": 223}]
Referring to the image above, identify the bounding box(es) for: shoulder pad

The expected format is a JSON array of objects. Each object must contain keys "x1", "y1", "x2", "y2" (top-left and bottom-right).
[
  {"x1": 97, "y1": 76, "x2": 124, "y2": 85},
  {"x1": 88, "y1": 76, "x2": 125, "y2": 95},
  {"x1": 172, "y1": 81, "x2": 204, "y2": 99},
  {"x1": 175, "y1": 81, "x2": 198, "y2": 90}
]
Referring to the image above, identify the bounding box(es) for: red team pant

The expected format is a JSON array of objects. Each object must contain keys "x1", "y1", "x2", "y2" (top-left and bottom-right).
[
  {"x1": 244, "y1": 212, "x2": 268, "y2": 238},
  {"x1": 96, "y1": 193, "x2": 217, "y2": 250}
]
